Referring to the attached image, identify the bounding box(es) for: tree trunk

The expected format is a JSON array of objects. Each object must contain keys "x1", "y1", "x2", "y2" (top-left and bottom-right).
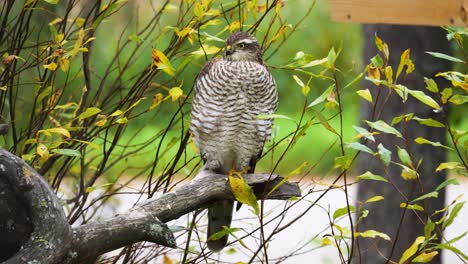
[{"x1": 355, "y1": 25, "x2": 450, "y2": 263}]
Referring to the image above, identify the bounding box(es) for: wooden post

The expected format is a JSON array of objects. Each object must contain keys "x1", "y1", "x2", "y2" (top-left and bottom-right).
[{"x1": 330, "y1": 0, "x2": 467, "y2": 26}]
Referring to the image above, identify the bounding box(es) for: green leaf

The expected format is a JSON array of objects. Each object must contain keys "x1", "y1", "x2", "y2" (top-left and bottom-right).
[
  {"x1": 307, "y1": 84, "x2": 334, "y2": 108},
  {"x1": 366, "y1": 195, "x2": 384, "y2": 203},
  {"x1": 400, "y1": 203, "x2": 424, "y2": 211},
  {"x1": 424, "y1": 218, "x2": 435, "y2": 238},
  {"x1": 446, "y1": 231, "x2": 468, "y2": 245},
  {"x1": 441, "y1": 88, "x2": 453, "y2": 103},
  {"x1": 299, "y1": 57, "x2": 328, "y2": 68},
  {"x1": 391, "y1": 113, "x2": 414, "y2": 125},
  {"x1": 326, "y1": 47, "x2": 338, "y2": 68},
  {"x1": 435, "y1": 244, "x2": 468, "y2": 260},
  {"x1": 353, "y1": 125, "x2": 376, "y2": 142},
  {"x1": 51, "y1": 148, "x2": 81, "y2": 158},
  {"x1": 228, "y1": 172, "x2": 259, "y2": 215},
  {"x1": 311, "y1": 109, "x2": 338, "y2": 135},
  {"x1": 334, "y1": 155, "x2": 352, "y2": 170},
  {"x1": 377, "y1": 143, "x2": 392, "y2": 166},
  {"x1": 356, "y1": 230, "x2": 391, "y2": 241},
  {"x1": 435, "y1": 178, "x2": 460, "y2": 191},
  {"x1": 37, "y1": 86, "x2": 52, "y2": 102},
  {"x1": 424, "y1": 78, "x2": 439, "y2": 93},
  {"x1": 414, "y1": 137, "x2": 453, "y2": 150},
  {"x1": 370, "y1": 54, "x2": 384, "y2": 67},
  {"x1": 257, "y1": 113, "x2": 294, "y2": 121},
  {"x1": 413, "y1": 251, "x2": 439, "y2": 263},
  {"x1": 343, "y1": 72, "x2": 364, "y2": 89},
  {"x1": 426, "y1": 51, "x2": 465, "y2": 63},
  {"x1": 128, "y1": 34, "x2": 142, "y2": 43},
  {"x1": 208, "y1": 226, "x2": 239, "y2": 241},
  {"x1": 397, "y1": 147, "x2": 412, "y2": 167},
  {"x1": 292, "y1": 75, "x2": 305, "y2": 87},
  {"x1": 356, "y1": 89, "x2": 372, "y2": 102},
  {"x1": 333, "y1": 205, "x2": 355, "y2": 220},
  {"x1": 411, "y1": 191, "x2": 438, "y2": 203},
  {"x1": 449, "y1": 94, "x2": 468, "y2": 105},
  {"x1": 357, "y1": 171, "x2": 388, "y2": 183},
  {"x1": 412, "y1": 117, "x2": 445, "y2": 128},
  {"x1": 78, "y1": 107, "x2": 101, "y2": 120},
  {"x1": 443, "y1": 202, "x2": 465, "y2": 229},
  {"x1": 268, "y1": 161, "x2": 308, "y2": 196},
  {"x1": 407, "y1": 89, "x2": 441, "y2": 110},
  {"x1": 365, "y1": 120, "x2": 402, "y2": 138},
  {"x1": 347, "y1": 142, "x2": 373, "y2": 154}
]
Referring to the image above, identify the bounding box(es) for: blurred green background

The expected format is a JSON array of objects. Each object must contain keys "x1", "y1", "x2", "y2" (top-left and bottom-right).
[
  {"x1": 84, "y1": 0, "x2": 364, "y2": 176},
  {"x1": 3, "y1": 0, "x2": 466, "y2": 179}
]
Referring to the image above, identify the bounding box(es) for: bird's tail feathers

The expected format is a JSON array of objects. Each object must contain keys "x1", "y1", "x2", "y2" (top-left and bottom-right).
[{"x1": 207, "y1": 200, "x2": 234, "y2": 252}]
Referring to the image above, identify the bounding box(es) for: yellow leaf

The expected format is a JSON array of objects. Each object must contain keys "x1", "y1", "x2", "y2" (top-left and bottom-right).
[
  {"x1": 193, "y1": 2, "x2": 205, "y2": 20},
  {"x1": 151, "y1": 49, "x2": 175, "y2": 76},
  {"x1": 385, "y1": 66, "x2": 393, "y2": 83},
  {"x1": 109, "y1": 110, "x2": 123, "y2": 117},
  {"x1": 43, "y1": 62, "x2": 58, "y2": 71},
  {"x1": 150, "y1": 93, "x2": 164, "y2": 110},
  {"x1": 163, "y1": 255, "x2": 173, "y2": 264},
  {"x1": 114, "y1": 117, "x2": 128, "y2": 124},
  {"x1": 366, "y1": 195, "x2": 384, "y2": 203},
  {"x1": 48, "y1": 18, "x2": 62, "y2": 26},
  {"x1": 71, "y1": 28, "x2": 85, "y2": 58},
  {"x1": 71, "y1": 139, "x2": 100, "y2": 150},
  {"x1": 357, "y1": 89, "x2": 372, "y2": 103},
  {"x1": 367, "y1": 67, "x2": 380, "y2": 84},
  {"x1": 321, "y1": 237, "x2": 332, "y2": 246},
  {"x1": 399, "y1": 236, "x2": 425, "y2": 264},
  {"x1": 413, "y1": 251, "x2": 439, "y2": 263},
  {"x1": 191, "y1": 45, "x2": 221, "y2": 56},
  {"x1": 228, "y1": 171, "x2": 259, "y2": 215},
  {"x1": 401, "y1": 166, "x2": 418, "y2": 180},
  {"x1": 38, "y1": 127, "x2": 71, "y2": 138},
  {"x1": 275, "y1": 0, "x2": 283, "y2": 14},
  {"x1": 169, "y1": 87, "x2": 183, "y2": 102},
  {"x1": 60, "y1": 58, "x2": 69, "y2": 72},
  {"x1": 24, "y1": 0, "x2": 37, "y2": 7},
  {"x1": 55, "y1": 33, "x2": 64, "y2": 44},
  {"x1": 78, "y1": 107, "x2": 101, "y2": 120},
  {"x1": 95, "y1": 118, "x2": 107, "y2": 127},
  {"x1": 374, "y1": 34, "x2": 389, "y2": 60},
  {"x1": 75, "y1": 17, "x2": 86, "y2": 28},
  {"x1": 267, "y1": 24, "x2": 288, "y2": 45},
  {"x1": 228, "y1": 21, "x2": 241, "y2": 32},
  {"x1": 36, "y1": 143, "x2": 50, "y2": 162},
  {"x1": 396, "y1": 49, "x2": 415, "y2": 80}
]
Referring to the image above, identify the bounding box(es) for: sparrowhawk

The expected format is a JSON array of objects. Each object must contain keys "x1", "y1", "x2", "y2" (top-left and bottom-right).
[{"x1": 190, "y1": 32, "x2": 278, "y2": 251}]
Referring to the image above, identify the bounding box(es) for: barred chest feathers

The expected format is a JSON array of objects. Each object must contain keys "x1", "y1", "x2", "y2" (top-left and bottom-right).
[{"x1": 190, "y1": 59, "x2": 278, "y2": 173}]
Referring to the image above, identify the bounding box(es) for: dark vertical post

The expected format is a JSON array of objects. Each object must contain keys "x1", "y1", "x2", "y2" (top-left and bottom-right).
[{"x1": 355, "y1": 25, "x2": 450, "y2": 263}]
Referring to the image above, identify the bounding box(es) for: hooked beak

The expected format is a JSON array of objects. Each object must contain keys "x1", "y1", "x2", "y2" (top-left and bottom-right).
[{"x1": 224, "y1": 45, "x2": 233, "y2": 57}]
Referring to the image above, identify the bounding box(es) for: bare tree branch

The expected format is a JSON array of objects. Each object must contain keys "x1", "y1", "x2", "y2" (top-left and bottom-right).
[
  {"x1": 0, "y1": 148, "x2": 300, "y2": 263},
  {"x1": 0, "y1": 148, "x2": 72, "y2": 264}
]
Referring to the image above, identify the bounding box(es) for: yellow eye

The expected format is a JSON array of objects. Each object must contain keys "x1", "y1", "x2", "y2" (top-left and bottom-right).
[{"x1": 237, "y1": 43, "x2": 245, "y2": 49}]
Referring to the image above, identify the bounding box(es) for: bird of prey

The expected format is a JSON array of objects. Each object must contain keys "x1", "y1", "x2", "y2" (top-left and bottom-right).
[{"x1": 190, "y1": 32, "x2": 278, "y2": 252}]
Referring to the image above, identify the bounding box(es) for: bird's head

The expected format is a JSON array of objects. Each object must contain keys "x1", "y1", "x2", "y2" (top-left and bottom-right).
[{"x1": 223, "y1": 32, "x2": 262, "y2": 62}]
